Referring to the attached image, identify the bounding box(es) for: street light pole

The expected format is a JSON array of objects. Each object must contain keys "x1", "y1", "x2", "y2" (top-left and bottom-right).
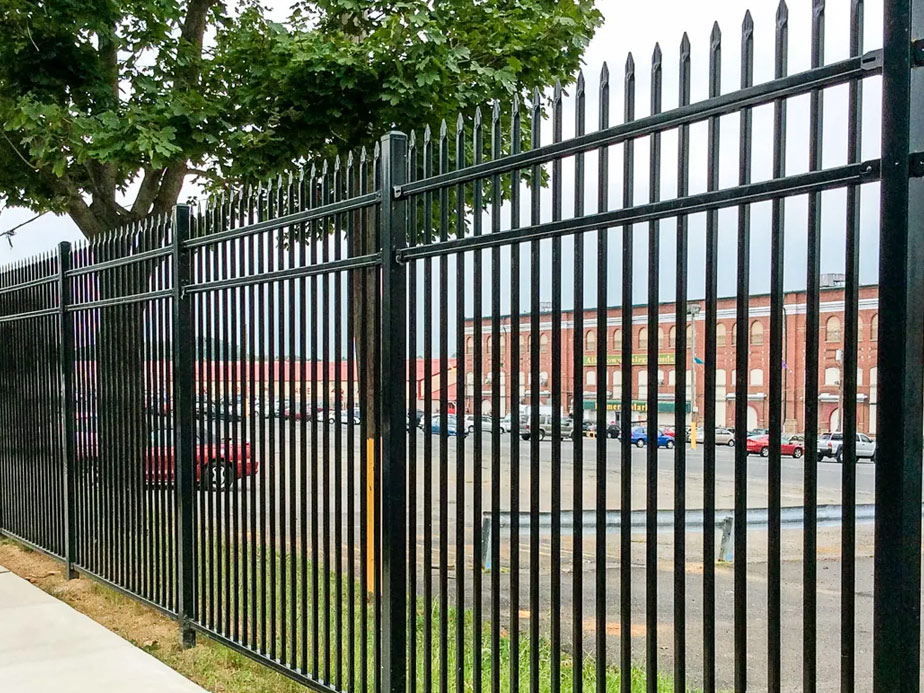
[{"x1": 688, "y1": 304, "x2": 701, "y2": 447}]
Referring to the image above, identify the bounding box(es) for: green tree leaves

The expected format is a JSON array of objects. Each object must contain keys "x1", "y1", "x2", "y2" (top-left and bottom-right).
[{"x1": 0, "y1": 0, "x2": 601, "y2": 237}]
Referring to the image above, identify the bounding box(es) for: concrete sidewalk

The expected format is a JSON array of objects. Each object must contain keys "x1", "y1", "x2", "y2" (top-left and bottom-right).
[{"x1": 0, "y1": 564, "x2": 206, "y2": 693}]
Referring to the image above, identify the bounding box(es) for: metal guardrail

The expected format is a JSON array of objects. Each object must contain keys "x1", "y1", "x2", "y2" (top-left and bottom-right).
[{"x1": 479, "y1": 503, "x2": 909, "y2": 570}]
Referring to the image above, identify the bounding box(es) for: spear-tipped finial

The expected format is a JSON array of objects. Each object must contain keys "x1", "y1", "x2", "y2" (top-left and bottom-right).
[
  {"x1": 776, "y1": 0, "x2": 789, "y2": 26},
  {"x1": 680, "y1": 32, "x2": 691, "y2": 60},
  {"x1": 276, "y1": 173, "x2": 284, "y2": 188},
  {"x1": 310, "y1": 162, "x2": 317, "y2": 178},
  {"x1": 333, "y1": 155, "x2": 341, "y2": 172},
  {"x1": 532, "y1": 86, "x2": 542, "y2": 110},
  {"x1": 711, "y1": 21, "x2": 722, "y2": 48},
  {"x1": 439, "y1": 119, "x2": 447, "y2": 137},
  {"x1": 423, "y1": 124, "x2": 432, "y2": 143},
  {"x1": 553, "y1": 80, "x2": 563, "y2": 103},
  {"x1": 599, "y1": 61, "x2": 609, "y2": 86},
  {"x1": 287, "y1": 170, "x2": 294, "y2": 187},
  {"x1": 456, "y1": 112, "x2": 465, "y2": 132},
  {"x1": 576, "y1": 70, "x2": 585, "y2": 95},
  {"x1": 625, "y1": 53, "x2": 635, "y2": 77},
  {"x1": 373, "y1": 141, "x2": 380, "y2": 157},
  {"x1": 512, "y1": 93, "x2": 520, "y2": 114},
  {"x1": 742, "y1": 10, "x2": 754, "y2": 37},
  {"x1": 347, "y1": 150, "x2": 355, "y2": 167},
  {"x1": 652, "y1": 42, "x2": 662, "y2": 68},
  {"x1": 474, "y1": 105, "x2": 483, "y2": 126},
  {"x1": 321, "y1": 159, "x2": 329, "y2": 176},
  {"x1": 492, "y1": 100, "x2": 501, "y2": 121},
  {"x1": 359, "y1": 147, "x2": 367, "y2": 163},
  {"x1": 298, "y1": 166, "x2": 305, "y2": 182},
  {"x1": 408, "y1": 130, "x2": 416, "y2": 148}
]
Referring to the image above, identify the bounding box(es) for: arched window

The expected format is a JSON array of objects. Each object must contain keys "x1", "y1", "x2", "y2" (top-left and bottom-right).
[
  {"x1": 750, "y1": 368, "x2": 764, "y2": 386},
  {"x1": 657, "y1": 327, "x2": 665, "y2": 349},
  {"x1": 638, "y1": 327, "x2": 649, "y2": 350},
  {"x1": 485, "y1": 335, "x2": 493, "y2": 356},
  {"x1": 857, "y1": 315, "x2": 864, "y2": 343},
  {"x1": 668, "y1": 326, "x2": 676, "y2": 348},
  {"x1": 871, "y1": 314, "x2": 878, "y2": 342},
  {"x1": 716, "y1": 323, "x2": 727, "y2": 347},
  {"x1": 585, "y1": 330, "x2": 596, "y2": 353},
  {"x1": 732, "y1": 323, "x2": 737, "y2": 346},
  {"x1": 613, "y1": 329, "x2": 622, "y2": 350},
  {"x1": 540, "y1": 334, "x2": 548, "y2": 353},
  {"x1": 466, "y1": 336, "x2": 474, "y2": 354},
  {"x1": 750, "y1": 320, "x2": 764, "y2": 346},
  {"x1": 826, "y1": 316, "x2": 842, "y2": 343}
]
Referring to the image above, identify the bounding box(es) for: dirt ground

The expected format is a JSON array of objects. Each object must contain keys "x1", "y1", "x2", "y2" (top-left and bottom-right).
[{"x1": 0, "y1": 539, "x2": 303, "y2": 693}]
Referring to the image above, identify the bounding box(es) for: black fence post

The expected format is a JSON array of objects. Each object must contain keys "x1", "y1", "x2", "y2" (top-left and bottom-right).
[
  {"x1": 172, "y1": 204, "x2": 197, "y2": 648},
  {"x1": 58, "y1": 241, "x2": 77, "y2": 579},
  {"x1": 874, "y1": 1, "x2": 924, "y2": 691},
  {"x1": 380, "y1": 131, "x2": 408, "y2": 693}
]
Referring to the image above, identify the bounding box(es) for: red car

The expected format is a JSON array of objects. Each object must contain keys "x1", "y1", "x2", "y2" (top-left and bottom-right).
[
  {"x1": 745, "y1": 434, "x2": 804, "y2": 459},
  {"x1": 78, "y1": 419, "x2": 255, "y2": 489}
]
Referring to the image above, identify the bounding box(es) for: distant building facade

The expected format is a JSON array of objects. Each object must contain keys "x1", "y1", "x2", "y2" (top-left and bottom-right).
[{"x1": 462, "y1": 281, "x2": 880, "y2": 435}]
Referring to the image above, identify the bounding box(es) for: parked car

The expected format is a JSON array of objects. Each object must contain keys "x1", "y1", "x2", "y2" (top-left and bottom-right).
[
  {"x1": 500, "y1": 414, "x2": 514, "y2": 433},
  {"x1": 630, "y1": 426, "x2": 674, "y2": 449},
  {"x1": 714, "y1": 428, "x2": 735, "y2": 446},
  {"x1": 606, "y1": 421, "x2": 621, "y2": 439},
  {"x1": 465, "y1": 415, "x2": 499, "y2": 433},
  {"x1": 327, "y1": 407, "x2": 359, "y2": 424},
  {"x1": 77, "y1": 419, "x2": 256, "y2": 490},
  {"x1": 409, "y1": 410, "x2": 424, "y2": 431},
  {"x1": 581, "y1": 420, "x2": 596, "y2": 436},
  {"x1": 745, "y1": 434, "x2": 804, "y2": 458},
  {"x1": 429, "y1": 414, "x2": 466, "y2": 437},
  {"x1": 521, "y1": 414, "x2": 576, "y2": 441},
  {"x1": 818, "y1": 432, "x2": 876, "y2": 462}
]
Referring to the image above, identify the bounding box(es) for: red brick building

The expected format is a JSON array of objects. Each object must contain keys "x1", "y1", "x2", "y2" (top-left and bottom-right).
[{"x1": 462, "y1": 280, "x2": 880, "y2": 435}]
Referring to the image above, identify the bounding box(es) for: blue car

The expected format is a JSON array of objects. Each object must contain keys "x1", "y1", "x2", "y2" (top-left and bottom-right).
[
  {"x1": 429, "y1": 415, "x2": 467, "y2": 437},
  {"x1": 630, "y1": 426, "x2": 674, "y2": 449}
]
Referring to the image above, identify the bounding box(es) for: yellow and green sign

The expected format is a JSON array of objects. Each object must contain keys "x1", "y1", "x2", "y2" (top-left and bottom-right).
[
  {"x1": 583, "y1": 353, "x2": 676, "y2": 366},
  {"x1": 581, "y1": 399, "x2": 691, "y2": 414}
]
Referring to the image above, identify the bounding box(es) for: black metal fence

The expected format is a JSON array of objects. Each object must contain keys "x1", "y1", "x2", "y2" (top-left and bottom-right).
[{"x1": 1, "y1": 1, "x2": 923, "y2": 692}]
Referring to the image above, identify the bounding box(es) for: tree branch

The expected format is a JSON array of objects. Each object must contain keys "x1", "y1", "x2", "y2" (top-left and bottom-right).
[
  {"x1": 178, "y1": 0, "x2": 221, "y2": 86},
  {"x1": 150, "y1": 163, "x2": 188, "y2": 216},
  {"x1": 131, "y1": 167, "x2": 165, "y2": 217},
  {"x1": 66, "y1": 196, "x2": 106, "y2": 238}
]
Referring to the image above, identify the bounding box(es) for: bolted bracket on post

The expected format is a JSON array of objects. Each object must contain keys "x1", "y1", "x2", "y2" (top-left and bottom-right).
[{"x1": 379, "y1": 131, "x2": 408, "y2": 693}]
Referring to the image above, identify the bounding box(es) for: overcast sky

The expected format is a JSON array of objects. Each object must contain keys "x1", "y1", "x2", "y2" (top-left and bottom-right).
[{"x1": 0, "y1": 0, "x2": 885, "y2": 304}]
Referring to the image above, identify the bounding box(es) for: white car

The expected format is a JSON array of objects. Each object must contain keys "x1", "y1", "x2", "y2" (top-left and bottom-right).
[{"x1": 818, "y1": 432, "x2": 876, "y2": 462}]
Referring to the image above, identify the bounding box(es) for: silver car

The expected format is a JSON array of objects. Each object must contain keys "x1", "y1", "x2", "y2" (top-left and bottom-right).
[
  {"x1": 818, "y1": 432, "x2": 876, "y2": 462},
  {"x1": 714, "y1": 428, "x2": 735, "y2": 446},
  {"x1": 520, "y1": 414, "x2": 575, "y2": 441}
]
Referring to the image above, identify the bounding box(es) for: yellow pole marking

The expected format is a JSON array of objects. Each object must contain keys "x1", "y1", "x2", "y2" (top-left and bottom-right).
[{"x1": 367, "y1": 437, "x2": 376, "y2": 592}]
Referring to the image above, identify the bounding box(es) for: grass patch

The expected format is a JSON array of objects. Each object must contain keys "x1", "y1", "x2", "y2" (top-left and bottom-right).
[{"x1": 1, "y1": 537, "x2": 673, "y2": 692}]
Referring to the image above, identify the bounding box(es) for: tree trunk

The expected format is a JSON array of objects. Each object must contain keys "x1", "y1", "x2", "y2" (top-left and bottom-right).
[
  {"x1": 92, "y1": 230, "x2": 155, "y2": 562},
  {"x1": 349, "y1": 206, "x2": 380, "y2": 442}
]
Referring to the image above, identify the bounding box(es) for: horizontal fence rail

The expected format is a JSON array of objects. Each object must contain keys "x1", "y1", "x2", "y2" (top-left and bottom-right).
[{"x1": 0, "y1": 3, "x2": 922, "y2": 693}]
